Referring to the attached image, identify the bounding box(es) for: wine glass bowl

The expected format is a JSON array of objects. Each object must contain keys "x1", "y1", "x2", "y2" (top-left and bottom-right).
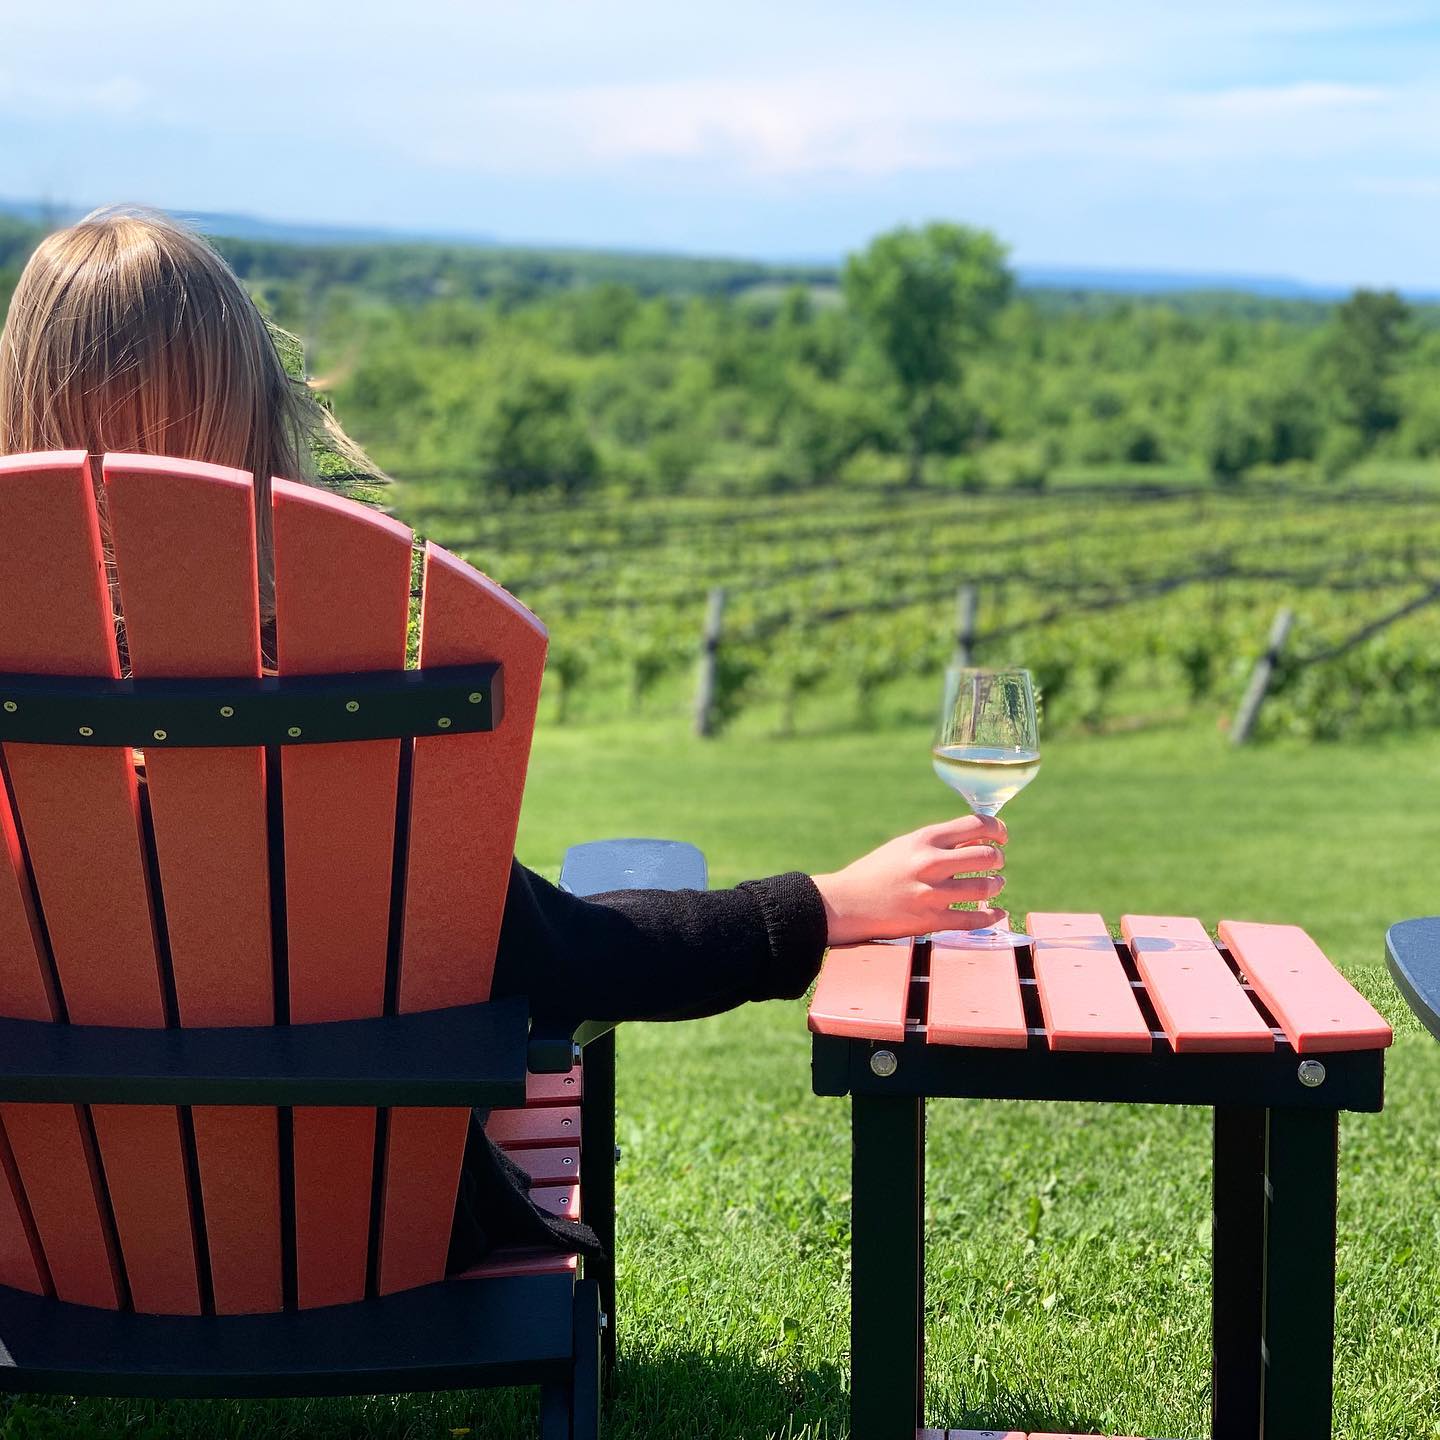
[{"x1": 931, "y1": 666, "x2": 1040, "y2": 944}]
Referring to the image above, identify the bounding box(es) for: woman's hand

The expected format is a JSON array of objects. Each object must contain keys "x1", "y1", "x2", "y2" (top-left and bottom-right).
[{"x1": 811, "y1": 815, "x2": 1007, "y2": 946}]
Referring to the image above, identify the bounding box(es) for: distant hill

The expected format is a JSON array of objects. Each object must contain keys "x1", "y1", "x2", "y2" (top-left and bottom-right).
[
  {"x1": 1013, "y1": 264, "x2": 1348, "y2": 300},
  {"x1": 0, "y1": 198, "x2": 496, "y2": 250},
  {"x1": 3, "y1": 196, "x2": 1434, "y2": 302}
]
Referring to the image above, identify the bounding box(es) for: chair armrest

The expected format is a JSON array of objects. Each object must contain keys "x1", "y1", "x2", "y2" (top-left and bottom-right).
[
  {"x1": 527, "y1": 838, "x2": 709, "y2": 1073},
  {"x1": 1386, "y1": 918, "x2": 1440, "y2": 1041},
  {"x1": 557, "y1": 838, "x2": 708, "y2": 898}
]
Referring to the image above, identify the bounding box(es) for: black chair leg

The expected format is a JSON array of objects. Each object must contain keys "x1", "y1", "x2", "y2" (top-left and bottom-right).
[
  {"x1": 571, "y1": 1278, "x2": 602, "y2": 1440},
  {"x1": 540, "y1": 1381, "x2": 570, "y2": 1440},
  {"x1": 582, "y1": 1030, "x2": 618, "y2": 1380}
]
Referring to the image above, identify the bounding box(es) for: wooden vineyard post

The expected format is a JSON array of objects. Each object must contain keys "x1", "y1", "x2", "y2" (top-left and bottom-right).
[
  {"x1": 951, "y1": 583, "x2": 978, "y2": 668},
  {"x1": 693, "y1": 586, "x2": 727, "y2": 738},
  {"x1": 1231, "y1": 605, "x2": 1294, "y2": 746}
]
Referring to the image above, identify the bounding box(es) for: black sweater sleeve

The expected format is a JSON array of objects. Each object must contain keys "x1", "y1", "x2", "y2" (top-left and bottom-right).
[{"x1": 489, "y1": 860, "x2": 829, "y2": 1027}]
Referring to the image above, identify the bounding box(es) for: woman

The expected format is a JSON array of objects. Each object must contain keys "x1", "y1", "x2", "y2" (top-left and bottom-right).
[{"x1": 0, "y1": 206, "x2": 1007, "y2": 1268}]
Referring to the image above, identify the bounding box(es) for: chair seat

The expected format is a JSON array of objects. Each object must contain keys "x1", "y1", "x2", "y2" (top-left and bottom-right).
[{"x1": 0, "y1": 1272, "x2": 576, "y2": 1399}]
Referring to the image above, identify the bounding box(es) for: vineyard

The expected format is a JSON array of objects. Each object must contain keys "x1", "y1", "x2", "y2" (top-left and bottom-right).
[{"x1": 398, "y1": 473, "x2": 1440, "y2": 742}]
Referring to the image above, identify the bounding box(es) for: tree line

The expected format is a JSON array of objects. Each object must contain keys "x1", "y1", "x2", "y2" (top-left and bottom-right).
[{"x1": 2, "y1": 213, "x2": 1437, "y2": 495}]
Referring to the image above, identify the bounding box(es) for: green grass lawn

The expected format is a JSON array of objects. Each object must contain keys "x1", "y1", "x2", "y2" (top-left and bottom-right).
[{"x1": 9, "y1": 719, "x2": 1440, "y2": 1439}]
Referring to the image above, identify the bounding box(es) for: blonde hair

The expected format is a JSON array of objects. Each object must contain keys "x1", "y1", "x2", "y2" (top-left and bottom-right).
[{"x1": 0, "y1": 205, "x2": 379, "y2": 623}]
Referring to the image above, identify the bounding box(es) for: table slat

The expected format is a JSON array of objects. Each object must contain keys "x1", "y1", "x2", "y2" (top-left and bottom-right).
[
  {"x1": 1027, "y1": 913, "x2": 1151, "y2": 1053},
  {"x1": 1121, "y1": 915, "x2": 1273, "y2": 1054},
  {"x1": 926, "y1": 942, "x2": 1028, "y2": 1049},
  {"x1": 808, "y1": 942, "x2": 915, "y2": 1041},
  {"x1": 1219, "y1": 921, "x2": 1393, "y2": 1053}
]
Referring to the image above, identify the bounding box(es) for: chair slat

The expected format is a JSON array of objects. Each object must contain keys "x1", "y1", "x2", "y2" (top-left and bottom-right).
[
  {"x1": 453, "y1": 1247, "x2": 578, "y2": 1281},
  {"x1": 0, "y1": 1105, "x2": 112, "y2": 1304},
  {"x1": 1218, "y1": 920, "x2": 1393, "y2": 1053},
  {"x1": 272, "y1": 479, "x2": 412, "y2": 1310},
  {"x1": 89, "y1": 1106, "x2": 205, "y2": 1314},
  {"x1": 1121, "y1": 915, "x2": 1273, "y2": 1054},
  {"x1": 105, "y1": 456, "x2": 280, "y2": 1315},
  {"x1": 486, "y1": 1106, "x2": 580, "y2": 1148},
  {"x1": 0, "y1": 790, "x2": 55, "y2": 1022},
  {"x1": 0, "y1": 452, "x2": 168, "y2": 1312},
  {"x1": 1027, "y1": 913, "x2": 1151, "y2": 1053},
  {"x1": 0, "y1": 1122, "x2": 48, "y2": 1294},
  {"x1": 0, "y1": 785, "x2": 67, "y2": 1297},
  {"x1": 807, "y1": 941, "x2": 915, "y2": 1041},
  {"x1": 526, "y1": 1067, "x2": 583, "y2": 1105},
  {"x1": 530, "y1": 1184, "x2": 580, "y2": 1220},
  {"x1": 506, "y1": 1145, "x2": 581, "y2": 1186},
  {"x1": 375, "y1": 1106, "x2": 471, "y2": 1295},
  {"x1": 380, "y1": 544, "x2": 547, "y2": 1296},
  {"x1": 290, "y1": 1108, "x2": 376, "y2": 1310},
  {"x1": 398, "y1": 543, "x2": 548, "y2": 1010},
  {"x1": 927, "y1": 940, "x2": 1028, "y2": 1048}
]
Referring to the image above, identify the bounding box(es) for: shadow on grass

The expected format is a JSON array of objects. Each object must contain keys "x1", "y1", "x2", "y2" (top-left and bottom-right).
[
  {"x1": 0, "y1": 1364, "x2": 1140, "y2": 1440},
  {"x1": 607, "y1": 1347, "x2": 846, "y2": 1439},
  {"x1": 0, "y1": 1353, "x2": 843, "y2": 1440}
]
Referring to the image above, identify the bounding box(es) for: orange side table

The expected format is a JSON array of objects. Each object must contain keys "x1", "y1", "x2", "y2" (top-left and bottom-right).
[{"x1": 809, "y1": 914, "x2": 1392, "y2": 1440}]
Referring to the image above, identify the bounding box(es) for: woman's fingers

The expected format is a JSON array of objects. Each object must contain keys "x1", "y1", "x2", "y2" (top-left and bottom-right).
[
  {"x1": 933, "y1": 874, "x2": 1006, "y2": 902},
  {"x1": 919, "y1": 843, "x2": 1005, "y2": 878},
  {"x1": 923, "y1": 814, "x2": 1008, "y2": 848}
]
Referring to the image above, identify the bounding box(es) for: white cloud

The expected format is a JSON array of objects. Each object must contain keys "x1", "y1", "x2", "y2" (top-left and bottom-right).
[{"x1": 1180, "y1": 82, "x2": 1386, "y2": 116}]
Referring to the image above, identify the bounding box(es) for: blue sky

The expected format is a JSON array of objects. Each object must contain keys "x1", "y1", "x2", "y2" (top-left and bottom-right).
[{"x1": 4, "y1": 2, "x2": 1440, "y2": 285}]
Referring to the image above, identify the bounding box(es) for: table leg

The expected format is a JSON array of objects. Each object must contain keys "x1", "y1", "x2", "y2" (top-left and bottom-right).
[
  {"x1": 1261, "y1": 1108, "x2": 1339, "y2": 1440},
  {"x1": 852, "y1": 1092, "x2": 924, "y2": 1440},
  {"x1": 1212, "y1": 1106, "x2": 1265, "y2": 1439}
]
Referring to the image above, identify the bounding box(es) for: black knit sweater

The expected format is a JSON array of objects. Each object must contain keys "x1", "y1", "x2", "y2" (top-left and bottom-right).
[{"x1": 447, "y1": 860, "x2": 829, "y2": 1269}]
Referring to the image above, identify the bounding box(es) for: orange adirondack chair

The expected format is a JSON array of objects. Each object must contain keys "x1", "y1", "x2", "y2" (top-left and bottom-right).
[{"x1": 0, "y1": 451, "x2": 704, "y2": 1435}]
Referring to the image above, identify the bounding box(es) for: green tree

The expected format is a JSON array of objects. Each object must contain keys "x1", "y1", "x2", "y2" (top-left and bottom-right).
[
  {"x1": 474, "y1": 369, "x2": 600, "y2": 497},
  {"x1": 1316, "y1": 289, "x2": 1413, "y2": 447},
  {"x1": 842, "y1": 223, "x2": 1013, "y2": 484}
]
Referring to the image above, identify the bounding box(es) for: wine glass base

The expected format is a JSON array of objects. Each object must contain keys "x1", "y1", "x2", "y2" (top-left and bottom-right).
[{"x1": 929, "y1": 926, "x2": 1031, "y2": 950}]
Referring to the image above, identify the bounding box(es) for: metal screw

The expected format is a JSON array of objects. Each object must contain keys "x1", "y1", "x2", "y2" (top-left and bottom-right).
[
  {"x1": 1298, "y1": 1059, "x2": 1327, "y2": 1088},
  {"x1": 2, "y1": 701, "x2": 15, "y2": 713},
  {"x1": 562, "y1": 1156, "x2": 574, "y2": 1167},
  {"x1": 346, "y1": 700, "x2": 359, "y2": 713},
  {"x1": 219, "y1": 705, "x2": 234, "y2": 718},
  {"x1": 468, "y1": 691, "x2": 484, "y2": 704},
  {"x1": 287, "y1": 726, "x2": 302, "y2": 738},
  {"x1": 78, "y1": 726, "x2": 94, "y2": 738},
  {"x1": 152, "y1": 729, "x2": 167, "y2": 741},
  {"x1": 870, "y1": 1049, "x2": 899, "y2": 1078},
  {"x1": 437, "y1": 716, "x2": 452, "y2": 728}
]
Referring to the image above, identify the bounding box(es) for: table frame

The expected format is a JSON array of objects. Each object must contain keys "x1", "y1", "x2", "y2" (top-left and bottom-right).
[{"x1": 813, "y1": 1030, "x2": 1383, "y2": 1440}]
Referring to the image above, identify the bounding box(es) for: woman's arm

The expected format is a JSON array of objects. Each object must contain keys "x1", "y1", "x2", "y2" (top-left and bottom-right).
[{"x1": 490, "y1": 813, "x2": 1005, "y2": 1025}]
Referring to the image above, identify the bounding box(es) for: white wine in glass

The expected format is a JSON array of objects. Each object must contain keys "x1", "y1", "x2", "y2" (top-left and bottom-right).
[{"x1": 931, "y1": 666, "x2": 1040, "y2": 944}]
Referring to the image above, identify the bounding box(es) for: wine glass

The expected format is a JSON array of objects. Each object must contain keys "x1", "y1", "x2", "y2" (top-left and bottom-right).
[{"x1": 930, "y1": 666, "x2": 1040, "y2": 946}]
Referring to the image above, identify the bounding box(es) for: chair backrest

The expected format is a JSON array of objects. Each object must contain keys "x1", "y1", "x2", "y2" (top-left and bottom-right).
[{"x1": 0, "y1": 452, "x2": 547, "y2": 1315}]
